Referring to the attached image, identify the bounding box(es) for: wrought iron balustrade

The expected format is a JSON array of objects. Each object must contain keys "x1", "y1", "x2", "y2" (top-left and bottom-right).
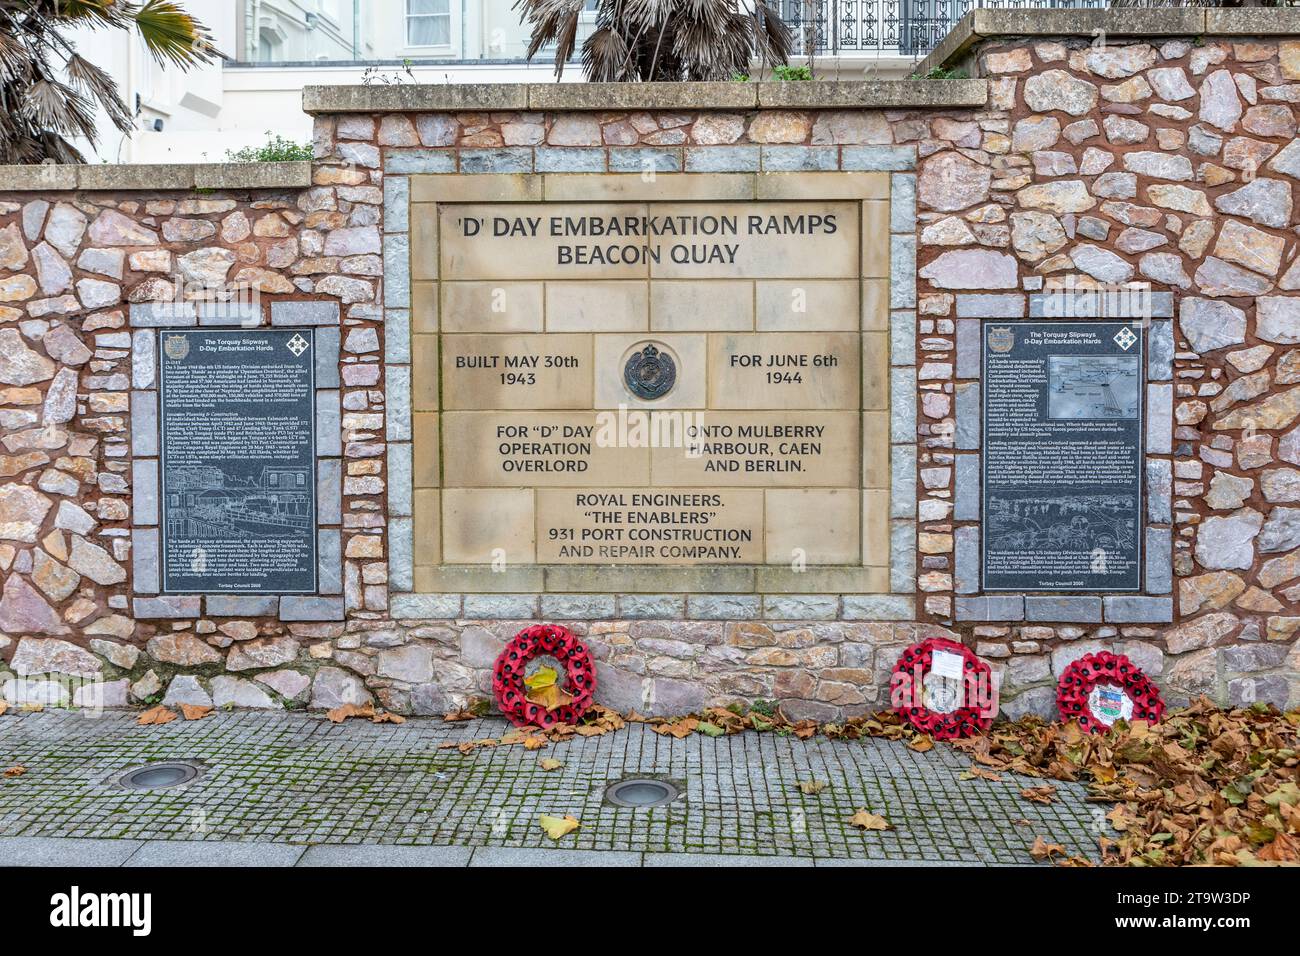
[{"x1": 776, "y1": 0, "x2": 1108, "y2": 59}]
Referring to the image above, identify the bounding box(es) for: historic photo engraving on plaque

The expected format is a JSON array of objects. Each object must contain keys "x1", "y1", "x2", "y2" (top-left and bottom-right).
[
  {"x1": 982, "y1": 321, "x2": 1143, "y2": 592},
  {"x1": 159, "y1": 329, "x2": 317, "y2": 593}
]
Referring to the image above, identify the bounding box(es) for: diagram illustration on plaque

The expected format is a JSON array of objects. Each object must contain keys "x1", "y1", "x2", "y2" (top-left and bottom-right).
[{"x1": 159, "y1": 329, "x2": 318, "y2": 595}]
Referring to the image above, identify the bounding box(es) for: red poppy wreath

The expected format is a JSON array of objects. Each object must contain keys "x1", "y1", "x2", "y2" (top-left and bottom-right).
[
  {"x1": 492, "y1": 624, "x2": 596, "y2": 729},
  {"x1": 890, "y1": 637, "x2": 994, "y2": 740},
  {"x1": 1056, "y1": 650, "x2": 1164, "y2": 734}
]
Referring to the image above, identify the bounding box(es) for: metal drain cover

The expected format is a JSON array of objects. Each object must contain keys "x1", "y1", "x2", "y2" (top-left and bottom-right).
[
  {"x1": 116, "y1": 762, "x2": 200, "y2": 790},
  {"x1": 605, "y1": 777, "x2": 680, "y2": 808}
]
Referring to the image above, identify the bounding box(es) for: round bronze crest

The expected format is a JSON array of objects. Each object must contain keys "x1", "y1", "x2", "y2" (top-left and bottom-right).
[
  {"x1": 623, "y1": 344, "x2": 676, "y2": 400},
  {"x1": 163, "y1": 334, "x2": 190, "y2": 361}
]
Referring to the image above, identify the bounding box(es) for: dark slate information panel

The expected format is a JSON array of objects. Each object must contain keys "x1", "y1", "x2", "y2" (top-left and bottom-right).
[
  {"x1": 160, "y1": 330, "x2": 316, "y2": 593},
  {"x1": 982, "y1": 321, "x2": 1143, "y2": 592}
]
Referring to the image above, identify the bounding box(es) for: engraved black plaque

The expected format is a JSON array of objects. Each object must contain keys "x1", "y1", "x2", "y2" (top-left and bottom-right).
[
  {"x1": 982, "y1": 321, "x2": 1143, "y2": 592},
  {"x1": 160, "y1": 329, "x2": 316, "y2": 593}
]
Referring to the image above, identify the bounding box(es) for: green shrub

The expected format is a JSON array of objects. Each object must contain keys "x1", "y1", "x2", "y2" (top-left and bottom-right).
[
  {"x1": 772, "y1": 64, "x2": 812, "y2": 81},
  {"x1": 225, "y1": 132, "x2": 312, "y2": 163}
]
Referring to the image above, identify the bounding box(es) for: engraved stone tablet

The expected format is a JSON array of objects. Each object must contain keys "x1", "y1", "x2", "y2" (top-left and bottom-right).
[
  {"x1": 982, "y1": 321, "x2": 1143, "y2": 592},
  {"x1": 160, "y1": 329, "x2": 317, "y2": 593}
]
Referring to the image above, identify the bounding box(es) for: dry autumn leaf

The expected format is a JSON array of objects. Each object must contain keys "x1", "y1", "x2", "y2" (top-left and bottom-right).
[
  {"x1": 137, "y1": 705, "x2": 176, "y2": 726},
  {"x1": 1029, "y1": 836, "x2": 1069, "y2": 862},
  {"x1": 539, "y1": 758, "x2": 563, "y2": 771},
  {"x1": 327, "y1": 702, "x2": 376, "y2": 723},
  {"x1": 848, "y1": 810, "x2": 892, "y2": 831},
  {"x1": 798, "y1": 780, "x2": 828, "y2": 795},
  {"x1": 179, "y1": 704, "x2": 211, "y2": 721},
  {"x1": 908, "y1": 734, "x2": 934, "y2": 753},
  {"x1": 0, "y1": 700, "x2": 8, "y2": 717},
  {"x1": 1021, "y1": 785, "x2": 1058, "y2": 805},
  {"x1": 3, "y1": 765, "x2": 25, "y2": 777},
  {"x1": 371, "y1": 712, "x2": 406, "y2": 724},
  {"x1": 539, "y1": 814, "x2": 580, "y2": 840},
  {"x1": 522, "y1": 735, "x2": 547, "y2": 750}
]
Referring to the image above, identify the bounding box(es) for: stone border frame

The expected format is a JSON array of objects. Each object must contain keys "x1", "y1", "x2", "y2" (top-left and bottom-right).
[
  {"x1": 382, "y1": 169, "x2": 919, "y2": 622},
  {"x1": 949, "y1": 292, "x2": 1175, "y2": 625},
  {"x1": 126, "y1": 299, "x2": 346, "y2": 622}
]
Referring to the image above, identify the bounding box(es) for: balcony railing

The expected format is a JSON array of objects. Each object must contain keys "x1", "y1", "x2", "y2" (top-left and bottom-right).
[
  {"x1": 778, "y1": 0, "x2": 1108, "y2": 58},
  {"x1": 230, "y1": 0, "x2": 1108, "y2": 68}
]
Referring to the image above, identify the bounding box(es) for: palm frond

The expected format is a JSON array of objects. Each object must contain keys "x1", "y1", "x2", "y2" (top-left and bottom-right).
[
  {"x1": 65, "y1": 52, "x2": 134, "y2": 131},
  {"x1": 132, "y1": 0, "x2": 217, "y2": 68}
]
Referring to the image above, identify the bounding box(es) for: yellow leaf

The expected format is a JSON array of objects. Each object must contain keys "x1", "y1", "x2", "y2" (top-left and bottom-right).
[
  {"x1": 908, "y1": 734, "x2": 934, "y2": 753},
  {"x1": 0, "y1": 700, "x2": 8, "y2": 716},
  {"x1": 525, "y1": 681, "x2": 574, "y2": 712},
  {"x1": 849, "y1": 810, "x2": 891, "y2": 831},
  {"x1": 539, "y1": 758, "x2": 563, "y2": 771},
  {"x1": 539, "y1": 814, "x2": 580, "y2": 840},
  {"x1": 798, "y1": 780, "x2": 828, "y2": 795},
  {"x1": 524, "y1": 666, "x2": 559, "y2": 691},
  {"x1": 522, "y1": 735, "x2": 547, "y2": 750}
]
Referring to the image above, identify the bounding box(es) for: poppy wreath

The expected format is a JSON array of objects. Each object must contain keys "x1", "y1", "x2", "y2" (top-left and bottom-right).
[
  {"x1": 890, "y1": 637, "x2": 993, "y2": 740},
  {"x1": 1056, "y1": 651, "x2": 1164, "y2": 734},
  {"x1": 492, "y1": 624, "x2": 596, "y2": 729}
]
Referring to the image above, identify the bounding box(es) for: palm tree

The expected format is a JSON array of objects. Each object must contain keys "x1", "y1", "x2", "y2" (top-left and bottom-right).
[
  {"x1": 0, "y1": 0, "x2": 216, "y2": 164},
  {"x1": 515, "y1": 0, "x2": 792, "y2": 82}
]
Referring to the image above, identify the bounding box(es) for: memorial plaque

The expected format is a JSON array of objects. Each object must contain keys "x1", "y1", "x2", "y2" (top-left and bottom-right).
[
  {"x1": 416, "y1": 196, "x2": 887, "y2": 571},
  {"x1": 982, "y1": 321, "x2": 1143, "y2": 592},
  {"x1": 160, "y1": 329, "x2": 317, "y2": 593}
]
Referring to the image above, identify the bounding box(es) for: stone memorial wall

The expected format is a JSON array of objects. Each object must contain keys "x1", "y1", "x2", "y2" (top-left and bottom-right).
[{"x1": 0, "y1": 10, "x2": 1297, "y2": 720}]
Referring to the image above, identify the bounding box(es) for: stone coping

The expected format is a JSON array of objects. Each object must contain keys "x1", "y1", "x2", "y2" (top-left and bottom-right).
[
  {"x1": 0, "y1": 161, "x2": 310, "y2": 193},
  {"x1": 918, "y1": 7, "x2": 1300, "y2": 77},
  {"x1": 302, "y1": 79, "x2": 988, "y2": 114}
]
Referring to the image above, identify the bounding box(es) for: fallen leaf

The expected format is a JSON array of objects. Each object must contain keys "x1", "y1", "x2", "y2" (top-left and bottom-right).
[
  {"x1": 696, "y1": 721, "x2": 723, "y2": 737},
  {"x1": 908, "y1": 734, "x2": 934, "y2": 753},
  {"x1": 1021, "y1": 785, "x2": 1058, "y2": 805},
  {"x1": 522, "y1": 735, "x2": 547, "y2": 750},
  {"x1": 539, "y1": 758, "x2": 563, "y2": 771},
  {"x1": 179, "y1": 704, "x2": 211, "y2": 721},
  {"x1": 3, "y1": 765, "x2": 25, "y2": 777},
  {"x1": 524, "y1": 666, "x2": 559, "y2": 691},
  {"x1": 1029, "y1": 836, "x2": 1068, "y2": 861},
  {"x1": 371, "y1": 712, "x2": 406, "y2": 724},
  {"x1": 539, "y1": 814, "x2": 580, "y2": 840},
  {"x1": 849, "y1": 810, "x2": 892, "y2": 831},
  {"x1": 961, "y1": 765, "x2": 1003, "y2": 782},
  {"x1": 327, "y1": 702, "x2": 376, "y2": 723},
  {"x1": 525, "y1": 682, "x2": 574, "y2": 712},
  {"x1": 0, "y1": 700, "x2": 8, "y2": 716},
  {"x1": 798, "y1": 780, "x2": 828, "y2": 795},
  {"x1": 137, "y1": 705, "x2": 176, "y2": 726}
]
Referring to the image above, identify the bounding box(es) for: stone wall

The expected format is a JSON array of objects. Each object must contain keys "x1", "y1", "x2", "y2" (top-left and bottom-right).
[{"x1": 0, "y1": 11, "x2": 1298, "y2": 722}]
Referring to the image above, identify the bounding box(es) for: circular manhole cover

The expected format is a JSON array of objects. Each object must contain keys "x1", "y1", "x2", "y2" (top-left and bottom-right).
[
  {"x1": 604, "y1": 777, "x2": 681, "y2": 808},
  {"x1": 115, "y1": 762, "x2": 201, "y2": 790}
]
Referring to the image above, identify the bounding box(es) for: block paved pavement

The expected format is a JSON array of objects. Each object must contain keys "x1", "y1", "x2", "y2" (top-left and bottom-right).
[{"x1": 0, "y1": 710, "x2": 1102, "y2": 866}]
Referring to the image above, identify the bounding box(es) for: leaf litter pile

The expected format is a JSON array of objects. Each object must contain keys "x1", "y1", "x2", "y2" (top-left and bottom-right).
[{"x1": 435, "y1": 697, "x2": 1298, "y2": 865}]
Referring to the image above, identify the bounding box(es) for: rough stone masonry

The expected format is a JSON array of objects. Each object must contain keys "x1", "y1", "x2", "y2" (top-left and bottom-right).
[{"x1": 0, "y1": 10, "x2": 1297, "y2": 723}]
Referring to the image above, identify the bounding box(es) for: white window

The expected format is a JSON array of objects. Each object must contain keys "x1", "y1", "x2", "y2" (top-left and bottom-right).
[{"x1": 406, "y1": 0, "x2": 451, "y2": 47}]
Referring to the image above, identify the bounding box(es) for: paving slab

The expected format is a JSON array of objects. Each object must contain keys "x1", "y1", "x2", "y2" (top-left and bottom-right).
[
  {"x1": 298, "y1": 844, "x2": 473, "y2": 867},
  {"x1": 124, "y1": 840, "x2": 305, "y2": 867},
  {"x1": 644, "y1": 852, "x2": 814, "y2": 867},
  {"x1": 0, "y1": 836, "x2": 144, "y2": 867},
  {"x1": 469, "y1": 847, "x2": 643, "y2": 867}
]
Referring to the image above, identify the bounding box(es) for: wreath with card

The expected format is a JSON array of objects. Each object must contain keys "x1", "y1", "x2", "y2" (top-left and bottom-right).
[
  {"x1": 493, "y1": 624, "x2": 596, "y2": 729},
  {"x1": 890, "y1": 637, "x2": 994, "y2": 740},
  {"x1": 1056, "y1": 651, "x2": 1164, "y2": 734}
]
